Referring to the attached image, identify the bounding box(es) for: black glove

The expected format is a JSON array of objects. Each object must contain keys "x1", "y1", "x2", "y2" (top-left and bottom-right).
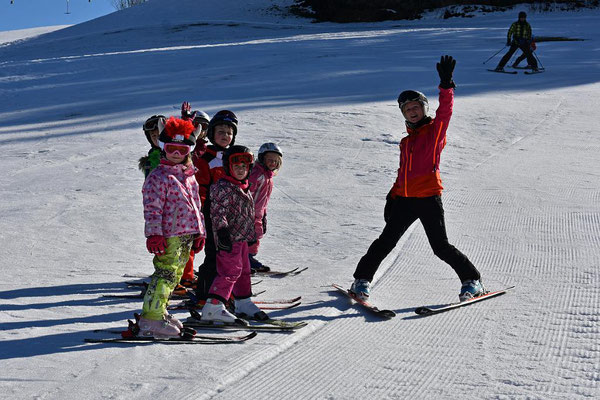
[
  {"x1": 216, "y1": 228, "x2": 232, "y2": 253},
  {"x1": 506, "y1": 40, "x2": 511, "y2": 46},
  {"x1": 262, "y1": 214, "x2": 267, "y2": 235},
  {"x1": 436, "y1": 55, "x2": 456, "y2": 89}
]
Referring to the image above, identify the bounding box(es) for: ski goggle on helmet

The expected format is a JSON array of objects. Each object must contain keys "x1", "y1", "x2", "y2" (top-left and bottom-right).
[
  {"x1": 229, "y1": 153, "x2": 253, "y2": 167},
  {"x1": 143, "y1": 115, "x2": 166, "y2": 132},
  {"x1": 164, "y1": 142, "x2": 191, "y2": 157},
  {"x1": 397, "y1": 90, "x2": 429, "y2": 117}
]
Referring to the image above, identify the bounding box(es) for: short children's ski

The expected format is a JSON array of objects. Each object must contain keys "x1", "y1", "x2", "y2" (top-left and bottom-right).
[
  {"x1": 332, "y1": 284, "x2": 396, "y2": 319},
  {"x1": 167, "y1": 300, "x2": 300, "y2": 311},
  {"x1": 253, "y1": 267, "x2": 308, "y2": 277},
  {"x1": 102, "y1": 291, "x2": 189, "y2": 300},
  {"x1": 487, "y1": 69, "x2": 518, "y2": 74},
  {"x1": 254, "y1": 296, "x2": 302, "y2": 304},
  {"x1": 84, "y1": 331, "x2": 257, "y2": 344},
  {"x1": 184, "y1": 316, "x2": 307, "y2": 331},
  {"x1": 90, "y1": 329, "x2": 257, "y2": 343},
  {"x1": 414, "y1": 286, "x2": 515, "y2": 316}
]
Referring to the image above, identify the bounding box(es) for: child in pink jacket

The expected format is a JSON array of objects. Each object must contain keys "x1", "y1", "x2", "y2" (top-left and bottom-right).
[
  {"x1": 248, "y1": 142, "x2": 283, "y2": 273},
  {"x1": 139, "y1": 117, "x2": 206, "y2": 338},
  {"x1": 201, "y1": 145, "x2": 268, "y2": 324}
]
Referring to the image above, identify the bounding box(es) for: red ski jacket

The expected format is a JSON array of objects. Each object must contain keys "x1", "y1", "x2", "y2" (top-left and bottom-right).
[
  {"x1": 192, "y1": 145, "x2": 226, "y2": 208},
  {"x1": 390, "y1": 87, "x2": 453, "y2": 198}
]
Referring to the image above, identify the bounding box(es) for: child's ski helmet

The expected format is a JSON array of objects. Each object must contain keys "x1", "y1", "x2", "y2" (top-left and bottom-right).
[
  {"x1": 158, "y1": 116, "x2": 198, "y2": 149},
  {"x1": 397, "y1": 90, "x2": 429, "y2": 119},
  {"x1": 223, "y1": 145, "x2": 254, "y2": 180},
  {"x1": 192, "y1": 110, "x2": 210, "y2": 129},
  {"x1": 518, "y1": 11, "x2": 527, "y2": 18},
  {"x1": 258, "y1": 142, "x2": 283, "y2": 164},
  {"x1": 142, "y1": 115, "x2": 166, "y2": 147},
  {"x1": 207, "y1": 110, "x2": 238, "y2": 146}
]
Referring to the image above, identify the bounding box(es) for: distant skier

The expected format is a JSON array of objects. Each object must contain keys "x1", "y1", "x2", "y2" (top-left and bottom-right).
[
  {"x1": 494, "y1": 11, "x2": 538, "y2": 72},
  {"x1": 139, "y1": 117, "x2": 206, "y2": 338},
  {"x1": 247, "y1": 143, "x2": 284, "y2": 273},
  {"x1": 349, "y1": 55, "x2": 485, "y2": 302}
]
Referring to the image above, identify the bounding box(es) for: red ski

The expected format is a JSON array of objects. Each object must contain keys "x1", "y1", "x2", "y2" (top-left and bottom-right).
[{"x1": 414, "y1": 286, "x2": 515, "y2": 316}]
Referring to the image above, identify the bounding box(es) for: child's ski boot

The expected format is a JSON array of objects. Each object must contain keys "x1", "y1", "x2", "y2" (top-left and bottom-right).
[
  {"x1": 235, "y1": 297, "x2": 269, "y2": 321},
  {"x1": 138, "y1": 316, "x2": 181, "y2": 338},
  {"x1": 249, "y1": 254, "x2": 270, "y2": 273}
]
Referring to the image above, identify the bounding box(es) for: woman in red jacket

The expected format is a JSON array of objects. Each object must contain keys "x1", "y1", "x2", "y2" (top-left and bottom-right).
[{"x1": 350, "y1": 55, "x2": 484, "y2": 303}]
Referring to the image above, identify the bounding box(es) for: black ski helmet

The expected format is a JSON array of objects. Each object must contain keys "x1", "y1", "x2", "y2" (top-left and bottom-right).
[
  {"x1": 519, "y1": 11, "x2": 527, "y2": 19},
  {"x1": 397, "y1": 90, "x2": 429, "y2": 118},
  {"x1": 207, "y1": 110, "x2": 238, "y2": 146},
  {"x1": 142, "y1": 115, "x2": 166, "y2": 147},
  {"x1": 223, "y1": 145, "x2": 254, "y2": 180}
]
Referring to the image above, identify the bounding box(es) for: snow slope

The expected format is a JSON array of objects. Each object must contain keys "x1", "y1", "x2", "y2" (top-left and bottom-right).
[{"x1": 0, "y1": 1, "x2": 599, "y2": 399}]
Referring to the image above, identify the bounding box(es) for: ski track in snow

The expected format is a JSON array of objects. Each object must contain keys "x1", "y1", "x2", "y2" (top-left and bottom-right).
[{"x1": 1, "y1": 1, "x2": 600, "y2": 399}]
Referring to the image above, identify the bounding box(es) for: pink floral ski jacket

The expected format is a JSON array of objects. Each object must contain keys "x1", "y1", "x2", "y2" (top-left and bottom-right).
[{"x1": 142, "y1": 160, "x2": 205, "y2": 239}]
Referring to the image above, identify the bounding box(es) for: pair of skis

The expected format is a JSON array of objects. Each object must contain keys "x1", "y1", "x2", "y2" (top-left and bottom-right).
[
  {"x1": 332, "y1": 284, "x2": 514, "y2": 318},
  {"x1": 85, "y1": 330, "x2": 258, "y2": 344},
  {"x1": 487, "y1": 68, "x2": 544, "y2": 75}
]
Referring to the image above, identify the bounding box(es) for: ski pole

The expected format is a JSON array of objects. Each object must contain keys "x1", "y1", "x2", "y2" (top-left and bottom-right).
[
  {"x1": 533, "y1": 51, "x2": 544, "y2": 70},
  {"x1": 483, "y1": 46, "x2": 506, "y2": 64}
]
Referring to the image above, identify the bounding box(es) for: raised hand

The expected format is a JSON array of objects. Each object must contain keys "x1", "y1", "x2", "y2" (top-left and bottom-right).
[{"x1": 436, "y1": 55, "x2": 456, "y2": 89}]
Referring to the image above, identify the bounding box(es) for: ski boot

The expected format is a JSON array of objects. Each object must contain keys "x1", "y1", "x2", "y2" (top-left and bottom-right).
[
  {"x1": 172, "y1": 284, "x2": 189, "y2": 297},
  {"x1": 249, "y1": 254, "x2": 270, "y2": 273},
  {"x1": 164, "y1": 313, "x2": 184, "y2": 330},
  {"x1": 459, "y1": 279, "x2": 486, "y2": 301},
  {"x1": 349, "y1": 279, "x2": 371, "y2": 301},
  {"x1": 201, "y1": 298, "x2": 246, "y2": 324},
  {"x1": 138, "y1": 316, "x2": 181, "y2": 338},
  {"x1": 235, "y1": 297, "x2": 269, "y2": 321}
]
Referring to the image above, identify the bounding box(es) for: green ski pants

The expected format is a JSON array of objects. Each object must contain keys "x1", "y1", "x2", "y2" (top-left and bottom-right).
[{"x1": 141, "y1": 235, "x2": 193, "y2": 320}]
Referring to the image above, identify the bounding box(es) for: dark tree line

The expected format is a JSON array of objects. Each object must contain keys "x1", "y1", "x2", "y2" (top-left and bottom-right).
[{"x1": 291, "y1": 0, "x2": 599, "y2": 22}]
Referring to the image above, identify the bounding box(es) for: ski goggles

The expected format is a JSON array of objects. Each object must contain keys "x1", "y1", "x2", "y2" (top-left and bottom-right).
[
  {"x1": 164, "y1": 142, "x2": 191, "y2": 156},
  {"x1": 229, "y1": 153, "x2": 253, "y2": 165},
  {"x1": 143, "y1": 116, "x2": 164, "y2": 132}
]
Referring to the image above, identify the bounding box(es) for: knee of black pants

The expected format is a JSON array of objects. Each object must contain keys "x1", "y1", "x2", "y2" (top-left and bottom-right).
[{"x1": 431, "y1": 241, "x2": 455, "y2": 260}]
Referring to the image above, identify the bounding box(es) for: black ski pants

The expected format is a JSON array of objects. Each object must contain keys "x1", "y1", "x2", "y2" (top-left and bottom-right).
[
  {"x1": 195, "y1": 198, "x2": 217, "y2": 301},
  {"x1": 353, "y1": 195, "x2": 480, "y2": 283},
  {"x1": 496, "y1": 41, "x2": 537, "y2": 70}
]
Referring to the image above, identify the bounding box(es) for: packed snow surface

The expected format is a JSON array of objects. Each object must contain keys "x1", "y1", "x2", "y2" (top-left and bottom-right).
[{"x1": 1, "y1": 1, "x2": 599, "y2": 399}]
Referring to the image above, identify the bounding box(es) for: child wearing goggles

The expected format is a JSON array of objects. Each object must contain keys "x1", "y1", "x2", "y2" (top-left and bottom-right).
[
  {"x1": 200, "y1": 145, "x2": 270, "y2": 324},
  {"x1": 138, "y1": 117, "x2": 206, "y2": 338},
  {"x1": 138, "y1": 115, "x2": 165, "y2": 178}
]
